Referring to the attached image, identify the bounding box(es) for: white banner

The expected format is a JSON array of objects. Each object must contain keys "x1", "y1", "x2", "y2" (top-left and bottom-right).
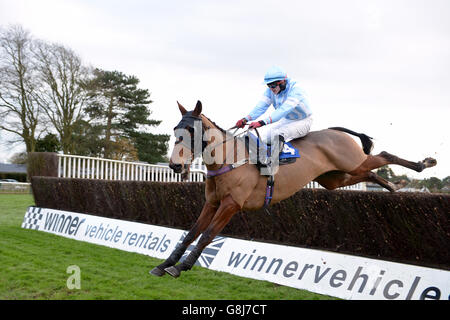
[
  {"x1": 22, "y1": 206, "x2": 184, "y2": 259},
  {"x1": 22, "y1": 207, "x2": 450, "y2": 300},
  {"x1": 209, "y1": 238, "x2": 449, "y2": 300}
]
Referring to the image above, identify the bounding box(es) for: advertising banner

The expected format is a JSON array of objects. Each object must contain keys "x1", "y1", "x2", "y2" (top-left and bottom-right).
[
  {"x1": 209, "y1": 238, "x2": 449, "y2": 300},
  {"x1": 22, "y1": 207, "x2": 449, "y2": 300},
  {"x1": 22, "y1": 206, "x2": 184, "y2": 259}
]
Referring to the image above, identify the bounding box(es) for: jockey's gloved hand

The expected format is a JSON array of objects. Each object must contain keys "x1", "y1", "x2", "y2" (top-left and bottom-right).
[
  {"x1": 249, "y1": 120, "x2": 265, "y2": 130},
  {"x1": 235, "y1": 118, "x2": 248, "y2": 128}
]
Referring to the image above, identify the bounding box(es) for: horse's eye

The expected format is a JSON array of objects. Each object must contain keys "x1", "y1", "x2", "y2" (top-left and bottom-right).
[{"x1": 175, "y1": 136, "x2": 183, "y2": 144}]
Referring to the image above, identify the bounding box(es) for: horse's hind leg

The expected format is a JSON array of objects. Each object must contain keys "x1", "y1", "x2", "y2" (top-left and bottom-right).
[
  {"x1": 349, "y1": 151, "x2": 436, "y2": 175},
  {"x1": 315, "y1": 151, "x2": 436, "y2": 192},
  {"x1": 149, "y1": 202, "x2": 217, "y2": 277},
  {"x1": 315, "y1": 171, "x2": 406, "y2": 192}
]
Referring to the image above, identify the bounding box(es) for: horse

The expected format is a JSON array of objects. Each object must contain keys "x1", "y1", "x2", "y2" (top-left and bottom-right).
[{"x1": 150, "y1": 100, "x2": 437, "y2": 278}]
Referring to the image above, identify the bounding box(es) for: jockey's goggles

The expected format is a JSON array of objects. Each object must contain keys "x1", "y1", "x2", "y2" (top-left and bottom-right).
[{"x1": 267, "y1": 81, "x2": 282, "y2": 89}]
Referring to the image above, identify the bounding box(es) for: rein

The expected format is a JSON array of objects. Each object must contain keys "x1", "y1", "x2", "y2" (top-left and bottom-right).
[
  {"x1": 206, "y1": 126, "x2": 254, "y2": 178},
  {"x1": 206, "y1": 158, "x2": 248, "y2": 178},
  {"x1": 207, "y1": 127, "x2": 251, "y2": 151},
  {"x1": 206, "y1": 125, "x2": 273, "y2": 215}
]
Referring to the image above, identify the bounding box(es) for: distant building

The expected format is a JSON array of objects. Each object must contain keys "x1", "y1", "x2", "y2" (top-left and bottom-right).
[
  {"x1": 366, "y1": 181, "x2": 431, "y2": 193},
  {"x1": 0, "y1": 163, "x2": 28, "y2": 182},
  {"x1": 398, "y1": 186, "x2": 430, "y2": 193},
  {"x1": 365, "y1": 182, "x2": 387, "y2": 192},
  {"x1": 0, "y1": 163, "x2": 27, "y2": 174}
]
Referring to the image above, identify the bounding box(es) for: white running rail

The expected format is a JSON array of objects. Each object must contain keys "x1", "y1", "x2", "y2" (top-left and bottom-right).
[
  {"x1": 57, "y1": 154, "x2": 205, "y2": 182},
  {"x1": 304, "y1": 180, "x2": 366, "y2": 191},
  {"x1": 0, "y1": 181, "x2": 32, "y2": 194}
]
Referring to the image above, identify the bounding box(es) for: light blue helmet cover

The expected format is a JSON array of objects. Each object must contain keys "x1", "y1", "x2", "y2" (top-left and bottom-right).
[{"x1": 263, "y1": 66, "x2": 287, "y2": 84}]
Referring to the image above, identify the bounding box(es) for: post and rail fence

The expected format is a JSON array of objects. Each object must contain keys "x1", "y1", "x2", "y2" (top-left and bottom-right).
[
  {"x1": 56, "y1": 154, "x2": 205, "y2": 182},
  {"x1": 0, "y1": 181, "x2": 32, "y2": 194}
]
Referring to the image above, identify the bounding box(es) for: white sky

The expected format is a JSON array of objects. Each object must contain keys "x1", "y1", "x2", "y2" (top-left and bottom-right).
[{"x1": 0, "y1": 0, "x2": 448, "y2": 179}]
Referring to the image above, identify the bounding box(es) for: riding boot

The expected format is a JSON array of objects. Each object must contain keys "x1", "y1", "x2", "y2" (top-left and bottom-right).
[{"x1": 260, "y1": 136, "x2": 284, "y2": 176}]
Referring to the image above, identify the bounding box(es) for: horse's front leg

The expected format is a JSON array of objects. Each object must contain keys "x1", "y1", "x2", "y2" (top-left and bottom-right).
[
  {"x1": 149, "y1": 202, "x2": 217, "y2": 276},
  {"x1": 164, "y1": 194, "x2": 241, "y2": 278}
]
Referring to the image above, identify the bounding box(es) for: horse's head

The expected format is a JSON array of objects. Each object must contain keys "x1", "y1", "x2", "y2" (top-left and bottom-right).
[{"x1": 169, "y1": 100, "x2": 205, "y2": 180}]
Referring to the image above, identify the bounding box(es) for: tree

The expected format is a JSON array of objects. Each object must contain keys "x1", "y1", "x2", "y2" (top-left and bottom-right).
[
  {"x1": 35, "y1": 133, "x2": 60, "y2": 152},
  {"x1": 132, "y1": 132, "x2": 169, "y2": 163},
  {"x1": 422, "y1": 177, "x2": 443, "y2": 191},
  {"x1": 376, "y1": 165, "x2": 395, "y2": 180},
  {"x1": 443, "y1": 176, "x2": 450, "y2": 188},
  {"x1": 70, "y1": 119, "x2": 103, "y2": 157},
  {"x1": 0, "y1": 25, "x2": 44, "y2": 152},
  {"x1": 85, "y1": 69, "x2": 169, "y2": 162},
  {"x1": 109, "y1": 137, "x2": 139, "y2": 161},
  {"x1": 34, "y1": 40, "x2": 90, "y2": 154},
  {"x1": 8, "y1": 151, "x2": 27, "y2": 164}
]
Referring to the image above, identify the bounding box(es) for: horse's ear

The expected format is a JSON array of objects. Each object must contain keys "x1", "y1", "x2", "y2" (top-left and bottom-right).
[
  {"x1": 177, "y1": 101, "x2": 187, "y2": 115},
  {"x1": 193, "y1": 100, "x2": 202, "y2": 117}
]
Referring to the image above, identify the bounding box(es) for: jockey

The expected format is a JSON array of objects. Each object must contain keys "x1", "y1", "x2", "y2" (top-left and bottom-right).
[{"x1": 235, "y1": 66, "x2": 313, "y2": 173}]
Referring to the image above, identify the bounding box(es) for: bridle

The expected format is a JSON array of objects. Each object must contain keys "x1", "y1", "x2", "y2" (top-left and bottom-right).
[
  {"x1": 174, "y1": 113, "x2": 207, "y2": 157},
  {"x1": 204, "y1": 124, "x2": 266, "y2": 178},
  {"x1": 173, "y1": 114, "x2": 256, "y2": 178}
]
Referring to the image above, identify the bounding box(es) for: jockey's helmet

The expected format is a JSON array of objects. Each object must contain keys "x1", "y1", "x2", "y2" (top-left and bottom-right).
[{"x1": 263, "y1": 66, "x2": 287, "y2": 84}]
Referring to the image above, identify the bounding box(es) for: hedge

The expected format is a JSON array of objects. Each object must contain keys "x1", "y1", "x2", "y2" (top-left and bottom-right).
[
  {"x1": 31, "y1": 177, "x2": 450, "y2": 269},
  {"x1": 27, "y1": 152, "x2": 58, "y2": 180}
]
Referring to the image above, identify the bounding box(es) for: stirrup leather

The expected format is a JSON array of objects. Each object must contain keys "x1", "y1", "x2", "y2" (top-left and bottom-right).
[{"x1": 264, "y1": 175, "x2": 275, "y2": 208}]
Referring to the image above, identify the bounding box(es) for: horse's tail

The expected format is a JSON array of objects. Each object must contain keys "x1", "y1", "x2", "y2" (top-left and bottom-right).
[{"x1": 328, "y1": 127, "x2": 374, "y2": 155}]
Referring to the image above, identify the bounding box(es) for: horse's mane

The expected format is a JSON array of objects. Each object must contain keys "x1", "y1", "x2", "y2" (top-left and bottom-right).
[{"x1": 201, "y1": 114, "x2": 227, "y2": 134}]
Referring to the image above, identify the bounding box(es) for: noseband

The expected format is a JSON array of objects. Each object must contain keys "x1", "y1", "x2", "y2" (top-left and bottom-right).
[
  {"x1": 174, "y1": 113, "x2": 255, "y2": 178},
  {"x1": 174, "y1": 112, "x2": 207, "y2": 155}
]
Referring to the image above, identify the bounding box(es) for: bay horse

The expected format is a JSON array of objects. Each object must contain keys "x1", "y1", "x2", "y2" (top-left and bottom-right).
[{"x1": 150, "y1": 100, "x2": 437, "y2": 278}]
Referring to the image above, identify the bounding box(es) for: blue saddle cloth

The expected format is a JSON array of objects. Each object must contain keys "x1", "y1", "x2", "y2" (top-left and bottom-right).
[{"x1": 278, "y1": 141, "x2": 301, "y2": 160}]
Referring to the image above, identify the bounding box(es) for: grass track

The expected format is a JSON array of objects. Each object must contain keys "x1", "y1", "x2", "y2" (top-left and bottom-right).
[{"x1": 0, "y1": 194, "x2": 336, "y2": 300}]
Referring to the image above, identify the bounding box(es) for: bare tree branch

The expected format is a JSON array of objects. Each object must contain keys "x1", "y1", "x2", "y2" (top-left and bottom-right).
[
  {"x1": 0, "y1": 24, "x2": 45, "y2": 152},
  {"x1": 33, "y1": 40, "x2": 90, "y2": 153}
]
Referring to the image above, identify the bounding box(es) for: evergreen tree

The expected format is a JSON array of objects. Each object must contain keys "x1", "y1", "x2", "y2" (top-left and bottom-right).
[
  {"x1": 376, "y1": 165, "x2": 395, "y2": 180},
  {"x1": 443, "y1": 176, "x2": 450, "y2": 188},
  {"x1": 85, "y1": 69, "x2": 169, "y2": 162},
  {"x1": 35, "y1": 133, "x2": 60, "y2": 152},
  {"x1": 71, "y1": 119, "x2": 103, "y2": 157}
]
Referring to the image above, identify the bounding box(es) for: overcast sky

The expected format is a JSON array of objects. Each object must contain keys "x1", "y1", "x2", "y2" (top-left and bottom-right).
[{"x1": 0, "y1": 0, "x2": 448, "y2": 179}]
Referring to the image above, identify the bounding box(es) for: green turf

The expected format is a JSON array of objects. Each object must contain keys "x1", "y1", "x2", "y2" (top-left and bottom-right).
[{"x1": 0, "y1": 194, "x2": 337, "y2": 300}]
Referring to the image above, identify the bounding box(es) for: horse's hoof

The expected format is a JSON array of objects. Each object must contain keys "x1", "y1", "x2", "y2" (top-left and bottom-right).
[
  {"x1": 422, "y1": 157, "x2": 437, "y2": 168},
  {"x1": 149, "y1": 267, "x2": 165, "y2": 277},
  {"x1": 164, "y1": 266, "x2": 181, "y2": 278}
]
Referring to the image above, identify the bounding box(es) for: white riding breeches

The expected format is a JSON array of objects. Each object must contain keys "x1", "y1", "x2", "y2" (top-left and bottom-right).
[{"x1": 260, "y1": 116, "x2": 313, "y2": 144}]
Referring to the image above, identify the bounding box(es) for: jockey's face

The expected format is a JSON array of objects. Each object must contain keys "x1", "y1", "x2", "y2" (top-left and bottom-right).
[{"x1": 267, "y1": 80, "x2": 285, "y2": 95}]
